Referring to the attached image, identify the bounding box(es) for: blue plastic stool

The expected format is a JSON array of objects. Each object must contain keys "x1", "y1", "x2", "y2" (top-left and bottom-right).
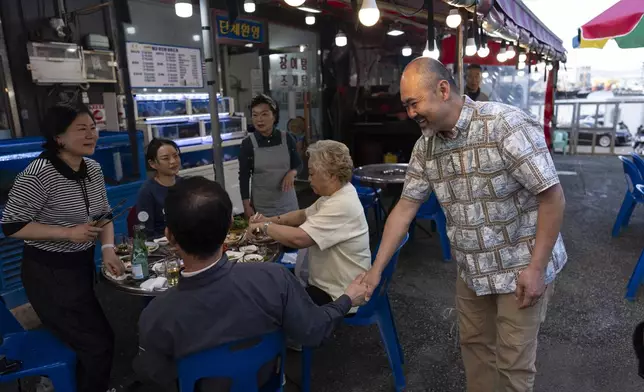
[
  {"x1": 177, "y1": 330, "x2": 286, "y2": 392},
  {"x1": 626, "y1": 247, "x2": 644, "y2": 301},
  {"x1": 0, "y1": 299, "x2": 77, "y2": 392},
  {"x1": 352, "y1": 177, "x2": 386, "y2": 238},
  {"x1": 301, "y1": 233, "x2": 410, "y2": 392},
  {"x1": 410, "y1": 193, "x2": 451, "y2": 261},
  {"x1": 612, "y1": 157, "x2": 644, "y2": 237}
]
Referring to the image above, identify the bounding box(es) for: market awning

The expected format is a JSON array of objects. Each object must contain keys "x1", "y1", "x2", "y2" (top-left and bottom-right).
[
  {"x1": 493, "y1": 0, "x2": 566, "y2": 56},
  {"x1": 578, "y1": 0, "x2": 644, "y2": 49}
]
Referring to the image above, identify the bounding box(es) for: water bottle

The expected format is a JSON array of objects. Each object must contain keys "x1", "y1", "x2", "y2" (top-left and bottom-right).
[{"x1": 132, "y1": 211, "x2": 149, "y2": 280}]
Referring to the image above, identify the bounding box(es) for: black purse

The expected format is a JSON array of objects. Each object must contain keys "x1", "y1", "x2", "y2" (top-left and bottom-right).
[{"x1": 635, "y1": 321, "x2": 644, "y2": 379}]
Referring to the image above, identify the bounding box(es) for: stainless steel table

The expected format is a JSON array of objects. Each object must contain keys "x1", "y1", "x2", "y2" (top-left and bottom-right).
[
  {"x1": 353, "y1": 163, "x2": 431, "y2": 237},
  {"x1": 354, "y1": 163, "x2": 408, "y2": 215},
  {"x1": 353, "y1": 163, "x2": 408, "y2": 186}
]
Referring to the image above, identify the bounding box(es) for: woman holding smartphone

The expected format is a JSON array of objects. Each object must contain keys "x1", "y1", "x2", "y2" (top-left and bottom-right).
[{"x1": 0, "y1": 104, "x2": 124, "y2": 392}]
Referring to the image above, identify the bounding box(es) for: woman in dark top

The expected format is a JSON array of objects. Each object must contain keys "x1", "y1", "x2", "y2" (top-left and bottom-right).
[
  {"x1": 239, "y1": 94, "x2": 302, "y2": 218},
  {"x1": 136, "y1": 138, "x2": 181, "y2": 239},
  {"x1": 0, "y1": 104, "x2": 125, "y2": 392}
]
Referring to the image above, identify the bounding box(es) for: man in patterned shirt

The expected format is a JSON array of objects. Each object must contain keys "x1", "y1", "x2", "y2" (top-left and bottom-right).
[{"x1": 362, "y1": 57, "x2": 567, "y2": 392}]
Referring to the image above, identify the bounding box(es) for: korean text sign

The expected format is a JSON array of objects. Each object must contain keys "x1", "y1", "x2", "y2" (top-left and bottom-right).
[{"x1": 215, "y1": 14, "x2": 264, "y2": 44}]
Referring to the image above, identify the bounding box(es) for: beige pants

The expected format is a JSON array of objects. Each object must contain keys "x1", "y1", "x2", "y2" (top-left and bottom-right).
[{"x1": 456, "y1": 277, "x2": 554, "y2": 392}]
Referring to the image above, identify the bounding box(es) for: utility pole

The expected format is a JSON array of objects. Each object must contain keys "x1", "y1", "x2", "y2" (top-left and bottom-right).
[{"x1": 199, "y1": 0, "x2": 225, "y2": 187}]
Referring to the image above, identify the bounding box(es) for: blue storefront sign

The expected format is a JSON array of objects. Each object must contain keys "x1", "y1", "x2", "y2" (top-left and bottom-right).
[{"x1": 215, "y1": 14, "x2": 265, "y2": 45}]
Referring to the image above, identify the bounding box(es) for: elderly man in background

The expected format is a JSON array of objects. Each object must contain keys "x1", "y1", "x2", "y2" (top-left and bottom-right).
[
  {"x1": 362, "y1": 57, "x2": 567, "y2": 392},
  {"x1": 465, "y1": 64, "x2": 489, "y2": 102},
  {"x1": 249, "y1": 140, "x2": 371, "y2": 309}
]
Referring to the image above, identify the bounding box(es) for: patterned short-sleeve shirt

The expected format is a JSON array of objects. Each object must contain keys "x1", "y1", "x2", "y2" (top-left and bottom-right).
[{"x1": 402, "y1": 96, "x2": 567, "y2": 296}]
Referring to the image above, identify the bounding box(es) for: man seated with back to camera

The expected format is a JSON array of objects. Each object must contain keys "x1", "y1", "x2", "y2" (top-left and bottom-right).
[{"x1": 133, "y1": 176, "x2": 368, "y2": 391}]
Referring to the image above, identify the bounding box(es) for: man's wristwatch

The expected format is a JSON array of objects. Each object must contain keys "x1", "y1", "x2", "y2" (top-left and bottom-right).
[{"x1": 262, "y1": 221, "x2": 272, "y2": 236}]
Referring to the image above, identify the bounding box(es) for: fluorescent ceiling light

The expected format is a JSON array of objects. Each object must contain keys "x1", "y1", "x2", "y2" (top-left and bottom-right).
[{"x1": 297, "y1": 6, "x2": 321, "y2": 13}]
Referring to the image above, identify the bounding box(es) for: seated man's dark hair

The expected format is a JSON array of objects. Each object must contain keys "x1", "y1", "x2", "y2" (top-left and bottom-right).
[{"x1": 164, "y1": 176, "x2": 232, "y2": 259}]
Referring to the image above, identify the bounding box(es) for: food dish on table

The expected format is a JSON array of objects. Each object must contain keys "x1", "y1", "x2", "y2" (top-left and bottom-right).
[
  {"x1": 231, "y1": 216, "x2": 248, "y2": 231},
  {"x1": 145, "y1": 242, "x2": 159, "y2": 253},
  {"x1": 225, "y1": 232, "x2": 243, "y2": 245},
  {"x1": 225, "y1": 251, "x2": 244, "y2": 261},
  {"x1": 240, "y1": 245, "x2": 258, "y2": 254},
  {"x1": 115, "y1": 243, "x2": 131, "y2": 256},
  {"x1": 242, "y1": 254, "x2": 264, "y2": 263},
  {"x1": 153, "y1": 237, "x2": 169, "y2": 246}
]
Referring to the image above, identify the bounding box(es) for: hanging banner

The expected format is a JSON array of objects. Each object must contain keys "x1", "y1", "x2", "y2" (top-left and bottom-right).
[
  {"x1": 543, "y1": 68, "x2": 555, "y2": 151},
  {"x1": 126, "y1": 42, "x2": 204, "y2": 88},
  {"x1": 214, "y1": 12, "x2": 266, "y2": 45}
]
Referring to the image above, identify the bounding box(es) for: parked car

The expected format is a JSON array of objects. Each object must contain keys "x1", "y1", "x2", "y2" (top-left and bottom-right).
[{"x1": 576, "y1": 116, "x2": 632, "y2": 147}]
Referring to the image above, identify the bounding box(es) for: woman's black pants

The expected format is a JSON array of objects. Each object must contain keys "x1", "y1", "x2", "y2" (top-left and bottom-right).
[{"x1": 21, "y1": 254, "x2": 114, "y2": 392}]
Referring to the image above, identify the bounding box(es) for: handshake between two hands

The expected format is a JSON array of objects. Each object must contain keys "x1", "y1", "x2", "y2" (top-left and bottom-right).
[{"x1": 344, "y1": 270, "x2": 381, "y2": 307}]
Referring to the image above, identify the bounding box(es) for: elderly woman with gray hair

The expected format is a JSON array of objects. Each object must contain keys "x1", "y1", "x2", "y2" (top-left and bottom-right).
[{"x1": 248, "y1": 140, "x2": 371, "y2": 307}]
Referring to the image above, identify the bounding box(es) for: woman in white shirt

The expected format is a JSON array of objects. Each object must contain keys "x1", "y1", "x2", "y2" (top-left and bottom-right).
[{"x1": 248, "y1": 140, "x2": 371, "y2": 306}]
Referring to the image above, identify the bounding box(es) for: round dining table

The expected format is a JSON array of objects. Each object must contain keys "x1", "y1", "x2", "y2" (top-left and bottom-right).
[
  {"x1": 101, "y1": 243, "x2": 283, "y2": 297},
  {"x1": 353, "y1": 163, "x2": 409, "y2": 215},
  {"x1": 353, "y1": 162, "x2": 432, "y2": 237}
]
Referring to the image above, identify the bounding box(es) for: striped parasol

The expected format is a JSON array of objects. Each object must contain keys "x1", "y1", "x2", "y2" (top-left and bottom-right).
[{"x1": 575, "y1": 0, "x2": 644, "y2": 49}]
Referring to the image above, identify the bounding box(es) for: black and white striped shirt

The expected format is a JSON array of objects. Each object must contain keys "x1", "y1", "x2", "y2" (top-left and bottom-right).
[{"x1": 1, "y1": 154, "x2": 110, "y2": 253}]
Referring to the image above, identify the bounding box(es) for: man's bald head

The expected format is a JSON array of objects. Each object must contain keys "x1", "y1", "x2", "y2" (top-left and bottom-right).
[
  {"x1": 402, "y1": 57, "x2": 459, "y2": 92},
  {"x1": 399, "y1": 57, "x2": 464, "y2": 135}
]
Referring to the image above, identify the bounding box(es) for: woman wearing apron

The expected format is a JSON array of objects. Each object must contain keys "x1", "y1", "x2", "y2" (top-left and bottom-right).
[
  {"x1": 0, "y1": 104, "x2": 125, "y2": 392},
  {"x1": 239, "y1": 94, "x2": 301, "y2": 218}
]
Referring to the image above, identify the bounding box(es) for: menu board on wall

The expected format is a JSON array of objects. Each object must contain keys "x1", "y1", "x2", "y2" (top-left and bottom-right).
[{"x1": 126, "y1": 42, "x2": 204, "y2": 88}]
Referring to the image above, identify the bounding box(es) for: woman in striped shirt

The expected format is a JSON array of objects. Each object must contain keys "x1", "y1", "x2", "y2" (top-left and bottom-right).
[{"x1": 0, "y1": 104, "x2": 124, "y2": 392}]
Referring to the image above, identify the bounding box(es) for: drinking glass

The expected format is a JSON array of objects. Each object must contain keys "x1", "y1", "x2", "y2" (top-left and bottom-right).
[{"x1": 165, "y1": 258, "x2": 180, "y2": 287}]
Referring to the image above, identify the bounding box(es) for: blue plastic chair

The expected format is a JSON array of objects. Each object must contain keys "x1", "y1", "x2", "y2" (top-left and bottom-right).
[
  {"x1": 612, "y1": 156, "x2": 644, "y2": 237},
  {"x1": 626, "y1": 238, "x2": 644, "y2": 301},
  {"x1": 352, "y1": 176, "x2": 386, "y2": 238},
  {"x1": 301, "y1": 233, "x2": 410, "y2": 392},
  {"x1": 177, "y1": 330, "x2": 286, "y2": 392},
  {"x1": 409, "y1": 193, "x2": 451, "y2": 261},
  {"x1": 0, "y1": 299, "x2": 77, "y2": 391},
  {"x1": 631, "y1": 152, "x2": 644, "y2": 177}
]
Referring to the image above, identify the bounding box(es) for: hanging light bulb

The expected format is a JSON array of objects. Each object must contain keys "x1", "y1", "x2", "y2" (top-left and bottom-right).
[
  {"x1": 422, "y1": 40, "x2": 440, "y2": 59},
  {"x1": 284, "y1": 0, "x2": 306, "y2": 7},
  {"x1": 358, "y1": 0, "x2": 380, "y2": 27},
  {"x1": 518, "y1": 61, "x2": 526, "y2": 70},
  {"x1": 497, "y1": 44, "x2": 507, "y2": 62},
  {"x1": 387, "y1": 25, "x2": 404, "y2": 36},
  {"x1": 446, "y1": 9, "x2": 462, "y2": 28},
  {"x1": 482, "y1": 69, "x2": 489, "y2": 78},
  {"x1": 477, "y1": 45, "x2": 489, "y2": 58},
  {"x1": 305, "y1": 14, "x2": 316, "y2": 25},
  {"x1": 465, "y1": 37, "x2": 476, "y2": 56},
  {"x1": 243, "y1": 0, "x2": 256, "y2": 13},
  {"x1": 518, "y1": 52, "x2": 527, "y2": 63},
  {"x1": 546, "y1": 63, "x2": 554, "y2": 71},
  {"x1": 175, "y1": 0, "x2": 192, "y2": 18},
  {"x1": 402, "y1": 44, "x2": 412, "y2": 57},
  {"x1": 506, "y1": 43, "x2": 516, "y2": 60},
  {"x1": 335, "y1": 31, "x2": 347, "y2": 47}
]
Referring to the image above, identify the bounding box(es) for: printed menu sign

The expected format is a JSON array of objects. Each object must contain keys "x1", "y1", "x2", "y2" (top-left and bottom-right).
[{"x1": 126, "y1": 42, "x2": 203, "y2": 88}]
